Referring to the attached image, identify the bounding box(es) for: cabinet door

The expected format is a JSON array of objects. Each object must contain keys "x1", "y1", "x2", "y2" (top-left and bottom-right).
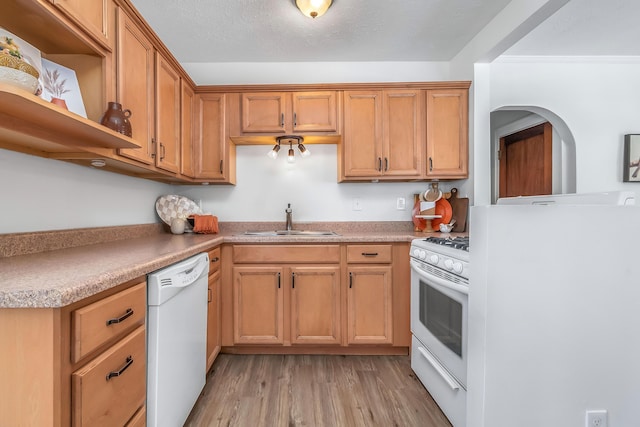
[
  {"x1": 290, "y1": 266, "x2": 341, "y2": 345},
  {"x1": 342, "y1": 91, "x2": 383, "y2": 178},
  {"x1": 154, "y1": 53, "x2": 181, "y2": 173},
  {"x1": 347, "y1": 266, "x2": 393, "y2": 344},
  {"x1": 116, "y1": 9, "x2": 155, "y2": 165},
  {"x1": 195, "y1": 93, "x2": 229, "y2": 180},
  {"x1": 292, "y1": 91, "x2": 338, "y2": 133},
  {"x1": 425, "y1": 89, "x2": 468, "y2": 178},
  {"x1": 233, "y1": 267, "x2": 284, "y2": 345},
  {"x1": 383, "y1": 90, "x2": 422, "y2": 177},
  {"x1": 241, "y1": 92, "x2": 287, "y2": 133},
  {"x1": 180, "y1": 81, "x2": 195, "y2": 177},
  {"x1": 51, "y1": 0, "x2": 111, "y2": 49},
  {"x1": 206, "y1": 270, "x2": 221, "y2": 370}
]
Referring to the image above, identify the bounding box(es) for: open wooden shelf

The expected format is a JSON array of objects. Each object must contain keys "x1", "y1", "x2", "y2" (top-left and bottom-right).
[{"x1": 0, "y1": 84, "x2": 138, "y2": 151}]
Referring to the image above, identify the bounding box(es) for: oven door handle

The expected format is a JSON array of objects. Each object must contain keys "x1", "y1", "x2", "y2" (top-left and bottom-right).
[
  {"x1": 410, "y1": 260, "x2": 469, "y2": 295},
  {"x1": 417, "y1": 346, "x2": 461, "y2": 391}
]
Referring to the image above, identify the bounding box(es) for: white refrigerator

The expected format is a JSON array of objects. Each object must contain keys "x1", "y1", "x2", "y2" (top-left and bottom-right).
[{"x1": 467, "y1": 192, "x2": 640, "y2": 427}]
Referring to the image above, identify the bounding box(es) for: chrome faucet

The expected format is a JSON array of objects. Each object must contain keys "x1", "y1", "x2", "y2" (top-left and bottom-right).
[{"x1": 285, "y1": 203, "x2": 293, "y2": 231}]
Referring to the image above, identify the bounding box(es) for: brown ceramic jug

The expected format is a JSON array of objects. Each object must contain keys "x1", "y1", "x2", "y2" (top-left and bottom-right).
[{"x1": 100, "y1": 102, "x2": 132, "y2": 137}]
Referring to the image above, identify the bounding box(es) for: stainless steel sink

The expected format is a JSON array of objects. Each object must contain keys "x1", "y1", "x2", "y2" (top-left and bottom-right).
[{"x1": 242, "y1": 230, "x2": 339, "y2": 236}]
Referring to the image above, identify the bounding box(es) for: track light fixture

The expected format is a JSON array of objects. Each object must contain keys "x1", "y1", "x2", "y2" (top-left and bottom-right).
[{"x1": 269, "y1": 135, "x2": 311, "y2": 162}]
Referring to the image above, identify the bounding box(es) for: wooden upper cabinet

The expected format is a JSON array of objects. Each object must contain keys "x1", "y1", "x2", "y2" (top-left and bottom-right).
[
  {"x1": 116, "y1": 8, "x2": 155, "y2": 165},
  {"x1": 239, "y1": 91, "x2": 339, "y2": 135},
  {"x1": 154, "y1": 52, "x2": 181, "y2": 173},
  {"x1": 425, "y1": 89, "x2": 468, "y2": 178},
  {"x1": 341, "y1": 90, "x2": 422, "y2": 181},
  {"x1": 50, "y1": 0, "x2": 111, "y2": 50},
  {"x1": 342, "y1": 91, "x2": 382, "y2": 177},
  {"x1": 194, "y1": 93, "x2": 235, "y2": 183},
  {"x1": 180, "y1": 81, "x2": 196, "y2": 178}
]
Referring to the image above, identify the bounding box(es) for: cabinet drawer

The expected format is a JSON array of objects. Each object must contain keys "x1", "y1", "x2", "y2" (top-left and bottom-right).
[
  {"x1": 346, "y1": 245, "x2": 392, "y2": 263},
  {"x1": 209, "y1": 246, "x2": 221, "y2": 274},
  {"x1": 126, "y1": 405, "x2": 146, "y2": 427},
  {"x1": 233, "y1": 245, "x2": 340, "y2": 263},
  {"x1": 72, "y1": 282, "x2": 146, "y2": 363},
  {"x1": 72, "y1": 326, "x2": 146, "y2": 427}
]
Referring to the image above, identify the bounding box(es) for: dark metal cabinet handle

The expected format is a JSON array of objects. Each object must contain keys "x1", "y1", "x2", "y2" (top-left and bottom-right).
[
  {"x1": 151, "y1": 138, "x2": 156, "y2": 158},
  {"x1": 106, "y1": 356, "x2": 133, "y2": 381},
  {"x1": 384, "y1": 157, "x2": 388, "y2": 171},
  {"x1": 159, "y1": 142, "x2": 165, "y2": 160},
  {"x1": 378, "y1": 157, "x2": 382, "y2": 172},
  {"x1": 208, "y1": 288, "x2": 212, "y2": 303},
  {"x1": 291, "y1": 272, "x2": 295, "y2": 289},
  {"x1": 277, "y1": 272, "x2": 281, "y2": 289},
  {"x1": 106, "y1": 308, "x2": 133, "y2": 326},
  {"x1": 349, "y1": 272, "x2": 353, "y2": 289},
  {"x1": 211, "y1": 257, "x2": 220, "y2": 263},
  {"x1": 293, "y1": 112, "x2": 297, "y2": 127},
  {"x1": 219, "y1": 160, "x2": 223, "y2": 174},
  {"x1": 280, "y1": 113, "x2": 285, "y2": 127},
  {"x1": 361, "y1": 252, "x2": 379, "y2": 257},
  {"x1": 429, "y1": 157, "x2": 433, "y2": 171}
]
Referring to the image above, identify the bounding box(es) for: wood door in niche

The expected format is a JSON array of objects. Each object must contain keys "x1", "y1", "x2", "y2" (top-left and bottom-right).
[{"x1": 499, "y1": 122, "x2": 552, "y2": 198}]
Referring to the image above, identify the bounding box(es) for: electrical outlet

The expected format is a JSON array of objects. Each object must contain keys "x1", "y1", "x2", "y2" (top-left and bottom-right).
[
  {"x1": 396, "y1": 197, "x2": 406, "y2": 210},
  {"x1": 586, "y1": 410, "x2": 608, "y2": 427},
  {"x1": 352, "y1": 198, "x2": 363, "y2": 211}
]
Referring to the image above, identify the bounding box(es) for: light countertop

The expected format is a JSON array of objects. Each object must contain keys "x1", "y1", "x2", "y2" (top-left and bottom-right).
[{"x1": 0, "y1": 222, "x2": 450, "y2": 308}]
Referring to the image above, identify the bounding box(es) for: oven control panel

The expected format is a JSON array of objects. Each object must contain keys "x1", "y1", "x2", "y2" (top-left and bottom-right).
[{"x1": 411, "y1": 246, "x2": 469, "y2": 280}]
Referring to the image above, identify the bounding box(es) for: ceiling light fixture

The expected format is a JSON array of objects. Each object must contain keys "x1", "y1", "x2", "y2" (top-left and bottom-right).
[
  {"x1": 295, "y1": 0, "x2": 333, "y2": 19},
  {"x1": 270, "y1": 135, "x2": 310, "y2": 162}
]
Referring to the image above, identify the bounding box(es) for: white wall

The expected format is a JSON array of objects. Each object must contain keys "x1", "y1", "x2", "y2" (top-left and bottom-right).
[
  {"x1": 485, "y1": 56, "x2": 640, "y2": 198},
  {"x1": 0, "y1": 149, "x2": 169, "y2": 234},
  {"x1": 175, "y1": 144, "x2": 465, "y2": 223}
]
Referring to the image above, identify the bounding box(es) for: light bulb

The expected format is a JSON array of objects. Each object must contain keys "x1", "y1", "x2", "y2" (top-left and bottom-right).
[
  {"x1": 298, "y1": 143, "x2": 311, "y2": 157},
  {"x1": 288, "y1": 147, "x2": 296, "y2": 163},
  {"x1": 267, "y1": 144, "x2": 280, "y2": 159}
]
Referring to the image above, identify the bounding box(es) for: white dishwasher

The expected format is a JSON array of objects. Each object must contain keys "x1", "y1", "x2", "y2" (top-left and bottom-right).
[{"x1": 147, "y1": 252, "x2": 209, "y2": 427}]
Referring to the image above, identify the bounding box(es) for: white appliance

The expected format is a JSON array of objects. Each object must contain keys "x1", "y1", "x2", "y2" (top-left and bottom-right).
[
  {"x1": 410, "y1": 236, "x2": 469, "y2": 427},
  {"x1": 147, "y1": 253, "x2": 209, "y2": 427},
  {"x1": 468, "y1": 192, "x2": 640, "y2": 427}
]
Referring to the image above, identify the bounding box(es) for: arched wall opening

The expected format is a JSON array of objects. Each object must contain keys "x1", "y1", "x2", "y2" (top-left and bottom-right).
[{"x1": 490, "y1": 106, "x2": 577, "y2": 203}]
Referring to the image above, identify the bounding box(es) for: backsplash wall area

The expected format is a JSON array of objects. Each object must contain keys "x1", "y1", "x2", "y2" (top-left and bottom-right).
[
  {"x1": 0, "y1": 149, "x2": 169, "y2": 234},
  {"x1": 1, "y1": 145, "x2": 466, "y2": 234},
  {"x1": 180, "y1": 145, "x2": 461, "y2": 223}
]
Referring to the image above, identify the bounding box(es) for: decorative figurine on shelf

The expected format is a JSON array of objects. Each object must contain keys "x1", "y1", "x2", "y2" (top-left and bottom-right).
[{"x1": 99, "y1": 102, "x2": 132, "y2": 137}]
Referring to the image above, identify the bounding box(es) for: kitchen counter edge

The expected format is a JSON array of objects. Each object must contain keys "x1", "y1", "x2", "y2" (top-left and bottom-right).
[{"x1": 0, "y1": 230, "x2": 435, "y2": 308}]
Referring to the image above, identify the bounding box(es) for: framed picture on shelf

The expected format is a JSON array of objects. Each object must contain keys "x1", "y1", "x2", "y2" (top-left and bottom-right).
[
  {"x1": 623, "y1": 134, "x2": 640, "y2": 182},
  {"x1": 40, "y1": 58, "x2": 87, "y2": 118}
]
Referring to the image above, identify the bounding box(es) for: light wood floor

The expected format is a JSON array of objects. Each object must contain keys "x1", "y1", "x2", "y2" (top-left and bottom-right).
[{"x1": 185, "y1": 354, "x2": 452, "y2": 427}]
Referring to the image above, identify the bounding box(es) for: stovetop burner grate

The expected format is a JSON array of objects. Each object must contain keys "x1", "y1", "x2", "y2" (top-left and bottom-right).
[{"x1": 423, "y1": 236, "x2": 469, "y2": 251}]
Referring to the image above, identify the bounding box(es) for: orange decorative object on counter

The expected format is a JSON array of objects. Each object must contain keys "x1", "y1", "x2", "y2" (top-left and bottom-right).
[
  {"x1": 431, "y1": 198, "x2": 453, "y2": 231},
  {"x1": 189, "y1": 214, "x2": 219, "y2": 234},
  {"x1": 412, "y1": 194, "x2": 426, "y2": 232}
]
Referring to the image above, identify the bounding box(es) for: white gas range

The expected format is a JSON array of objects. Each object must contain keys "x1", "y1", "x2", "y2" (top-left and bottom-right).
[{"x1": 409, "y1": 236, "x2": 469, "y2": 427}]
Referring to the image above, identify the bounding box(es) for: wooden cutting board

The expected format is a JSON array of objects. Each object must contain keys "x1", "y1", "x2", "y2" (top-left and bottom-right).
[{"x1": 448, "y1": 188, "x2": 469, "y2": 232}]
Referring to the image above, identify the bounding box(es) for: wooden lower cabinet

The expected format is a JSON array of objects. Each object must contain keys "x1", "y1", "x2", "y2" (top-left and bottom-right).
[
  {"x1": 206, "y1": 246, "x2": 222, "y2": 370},
  {"x1": 0, "y1": 279, "x2": 146, "y2": 427},
  {"x1": 347, "y1": 266, "x2": 393, "y2": 344},
  {"x1": 223, "y1": 243, "x2": 410, "y2": 353}
]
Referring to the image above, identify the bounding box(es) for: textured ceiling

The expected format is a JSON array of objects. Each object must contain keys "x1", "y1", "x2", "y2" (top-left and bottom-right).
[
  {"x1": 128, "y1": 0, "x2": 640, "y2": 64},
  {"x1": 128, "y1": 0, "x2": 513, "y2": 63}
]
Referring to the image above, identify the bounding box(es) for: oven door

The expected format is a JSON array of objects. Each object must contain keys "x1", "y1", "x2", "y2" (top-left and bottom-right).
[{"x1": 410, "y1": 258, "x2": 468, "y2": 387}]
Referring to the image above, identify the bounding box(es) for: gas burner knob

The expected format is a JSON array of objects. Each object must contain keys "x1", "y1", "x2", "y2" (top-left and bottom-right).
[
  {"x1": 444, "y1": 259, "x2": 454, "y2": 270},
  {"x1": 453, "y1": 262, "x2": 464, "y2": 274},
  {"x1": 429, "y1": 254, "x2": 439, "y2": 264}
]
